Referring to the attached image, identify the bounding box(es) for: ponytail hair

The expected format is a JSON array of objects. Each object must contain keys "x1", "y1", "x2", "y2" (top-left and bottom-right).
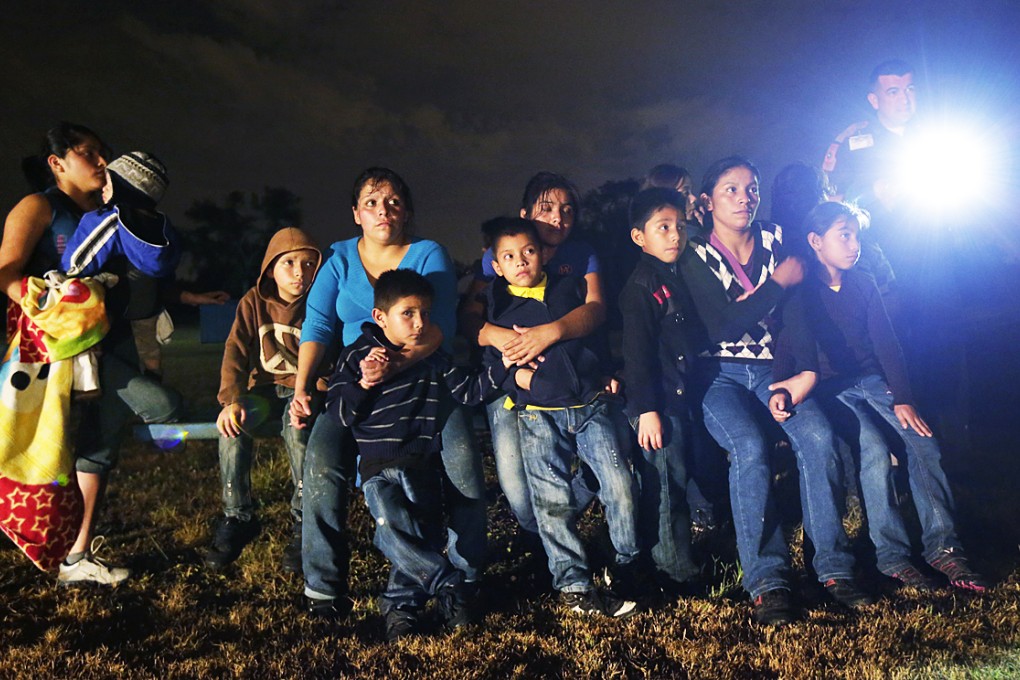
[{"x1": 21, "y1": 122, "x2": 110, "y2": 191}]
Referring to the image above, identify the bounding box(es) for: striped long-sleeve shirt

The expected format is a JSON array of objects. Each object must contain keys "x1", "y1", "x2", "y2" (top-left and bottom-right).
[{"x1": 326, "y1": 322, "x2": 503, "y2": 480}]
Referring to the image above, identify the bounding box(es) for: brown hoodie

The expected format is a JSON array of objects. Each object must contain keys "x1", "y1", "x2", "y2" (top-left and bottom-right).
[{"x1": 217, "y1": 227, "x2": 322, "y2": 405}]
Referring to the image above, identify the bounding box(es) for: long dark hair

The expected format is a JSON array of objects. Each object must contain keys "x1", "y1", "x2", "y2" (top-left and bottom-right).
[
  {"x1": 519, "y1": 171, "x2": 581, "y2": 219},
  {"x1": 21, "y1": 122, "x2": 110, "y2": 192}
]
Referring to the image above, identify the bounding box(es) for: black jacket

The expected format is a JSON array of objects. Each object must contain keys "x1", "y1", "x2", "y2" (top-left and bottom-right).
[
  {"x1": 483, "y1": 274, "x2": 605, "y2": 409},
  {"x1": 618, "y1": 253, "x2": 701, "y2": 418}
]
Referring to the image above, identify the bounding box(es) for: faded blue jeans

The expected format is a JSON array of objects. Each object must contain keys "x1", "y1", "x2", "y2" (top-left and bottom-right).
[
  {"x1": 76, "y1": 329, "x2": 184, "y2": 474},
  {"x1": 518, "y1": 398, "x2": 640, "y2": 593},
  {"x1": 362, "y1": 463, "x2": 464, "y2": 614},
  {"x1": 486, "y1": 397, "x2": 539, "y2": 534},
  {"x1": 817, "y1": 374, "x2": 963, "y2": 573},
  {"x1": 438, "y1": 404, "x2": 488, "y2": 582},
  {"x1": 629, "y1": 411, "x2": 699, "y2": 584},
  {"x1": 698, "y1": 361, "x2": 855, "y2": 599},
  {"x1": 219, "y1": 384, "x2": 306, "y2": 523},
  {"x1": 303, "y1": 404, "x2": 485, "y2": 599}
]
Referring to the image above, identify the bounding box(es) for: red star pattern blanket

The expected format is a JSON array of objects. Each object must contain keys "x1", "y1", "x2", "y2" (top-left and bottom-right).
[{"x1": 1, "y1": 274, "x2": 112, "y2": 571}]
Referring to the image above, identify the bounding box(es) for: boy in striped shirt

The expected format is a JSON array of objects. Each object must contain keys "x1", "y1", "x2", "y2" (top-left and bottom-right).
[{"x1": 325, "y1": 269, "x2": 501, "y2": 641}]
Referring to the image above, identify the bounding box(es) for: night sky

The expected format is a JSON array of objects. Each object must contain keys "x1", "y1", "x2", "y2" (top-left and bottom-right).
[{"x1": 2, "y1": 1, "x2": 1018, "y2": 263}]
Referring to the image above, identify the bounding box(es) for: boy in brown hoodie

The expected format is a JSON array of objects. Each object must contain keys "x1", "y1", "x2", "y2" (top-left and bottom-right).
[{"x1": 205, "y1": 228, "x2": 323, "y2": 572}]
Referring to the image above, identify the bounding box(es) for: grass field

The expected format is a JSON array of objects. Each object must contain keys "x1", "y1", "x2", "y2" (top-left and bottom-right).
[{"x1": 2, "y1": 324, "x2": 1019, "y2": 679}]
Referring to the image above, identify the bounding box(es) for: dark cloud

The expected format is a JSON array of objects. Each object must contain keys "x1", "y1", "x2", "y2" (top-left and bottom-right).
[{"x1": 2, "y1": 0, "x2": 1017, "y2": 262}]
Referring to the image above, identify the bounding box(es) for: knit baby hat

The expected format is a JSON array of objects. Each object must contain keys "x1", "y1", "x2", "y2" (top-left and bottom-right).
[{"x1": 107, "y1": 152, "x2": 169, "y2": 204}]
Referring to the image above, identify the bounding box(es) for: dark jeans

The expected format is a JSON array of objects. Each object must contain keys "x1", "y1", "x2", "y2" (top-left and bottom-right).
[
  {"x1": 218, "y1": 384, "x2": 307, "y2": 523},
  {"x1": 629, "y1": 411, "x2": 698, "y2": 583},
  {"x1": 302, "y1": 404, "x2": 486, "y2": 599},
  {"x1": 697, "y1": 361, "x2": 855, "y2": 598},
  {"x1": 76, "y1": 330, "x2": 184, "y2": 474},
  {"x1": 362, "y1": 464, "x2": 463, "y2": 614},
  {"x1": 817, "y1": 374, "x2": 963, "y2": 573}
]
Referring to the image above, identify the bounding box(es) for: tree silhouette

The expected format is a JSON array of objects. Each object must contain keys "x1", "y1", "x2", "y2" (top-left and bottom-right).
[{"x1": 179, "y1": 187, "x2": 302, "y2": 297}]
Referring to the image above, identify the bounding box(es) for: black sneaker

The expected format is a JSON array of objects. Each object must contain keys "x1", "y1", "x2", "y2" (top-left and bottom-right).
[
  {"x1": 929, "y1": 549, "x2": 989, "y2": 592},
  {"x1": 204, "y1": 516, "x2": 260, "y2": 569},
  {"x1": 603, "y1": 561, "x2": 653, "y2": 602},
  {"x1": 560, "y1": 588, "x2": 639, "y2": 619},
  {"x1": 885, "y1": 564, "x2": 938, "y2": 591},
  {"x1": 436, "y1": 581, "x2": 477, "y2": 630},
  {"x1": 305, "y1": 594, "x2": 354, "y2": 621},
  {"x1": 690, "y1": 509, "x2": 718, "y2": 538},
  {"x1": 281, "y1": 523, "x2": 302, "y2": 575},
  {"x1": 824, "y1": 579, "x2": 875, "y2": 608},
  {"x1": 384, "y1": 606, "x2": 421, "y2": 642},
  {"x1": 752, "y1": 588, "x2": 795, "y2": 626}
]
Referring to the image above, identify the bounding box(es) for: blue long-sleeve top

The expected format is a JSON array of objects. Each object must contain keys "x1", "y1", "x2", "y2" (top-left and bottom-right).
[{"x1": 301, "y1": 236, "x2": 457, "y2": 350}]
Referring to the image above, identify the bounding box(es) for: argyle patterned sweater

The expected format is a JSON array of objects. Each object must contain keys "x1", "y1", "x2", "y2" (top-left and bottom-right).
[{"x1": 678, "y1": 222, "x2": 787, "y2": 362}]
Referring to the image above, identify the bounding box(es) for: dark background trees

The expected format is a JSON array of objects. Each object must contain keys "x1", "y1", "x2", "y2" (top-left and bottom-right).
[{"x1": 179, "y1": 187, "x2": 302, "y2": 298}]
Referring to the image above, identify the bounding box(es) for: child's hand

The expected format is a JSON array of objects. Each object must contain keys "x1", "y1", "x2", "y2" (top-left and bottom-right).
[
  {"x1": 769, "y1": 389, "x2": 792, "y2": 423},
  {"x1": 359, "y1": 347, "x2": 391, "y2": 388},
  {"x1": 767, "y1": 371, "x2": 818, "y2": 408},
  {"x1": 603, "y1": 376, "x2": 621, "y2": 395},
  {"x1": 217, "y1": 402, "x2": 247, "y2": 438},
  {"x1": 502, "y1": 323, "x2": 559, "y2": 366},
  {"x1": 514, "y1": 367, "x2": 535, "y2": 391},
  {"x1": 290, "y1": 389, "x2": 313, "y2": 429},
  {"x1": 771, "y1": 257, "x2": 805, "y2": 288},
  {"x1": 894, "y1": 404, "x2": 933, "y2": 437},
  {"x1": 502, "y1": 354, "x2": 543, "y2": 371},
  {"x1": 637, "y1": 411, "x2": 663, "y2": 452}
]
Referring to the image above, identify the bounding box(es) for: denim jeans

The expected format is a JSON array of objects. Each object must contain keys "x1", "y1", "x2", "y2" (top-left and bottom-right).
[
  {"x1": 362, "y1": 464, "x2": 463, "y2": 613},
  {"x1": 629, "y1": 412, "x2": 699, "y2": 583},
  {"x1": 219, "y1": 384, "x2": 307, "y2": 523},
  {"x1": 302, "y1": 412, "x2": 356, "y2": 600},
  {"x1": 686, "y1": 416, "x2": 730, "y2": 527},
  {"x1": 303, "y1": 404, "x2": 485, "y2": 599},
  {"x1": 438, "y1": 404, "x2": 488, "y2": 582},
  {"x1": 487, "y1": 396, "x2": 600, "y2": 536},
  {"x1": 817, "y1": 374, "x2": 963, "y2": 573},
  {"x1": 486, "y1": 397, "x2": 538, "y2": 534},
  {"x1": 76, "y1": 330, "x2": 184, "y2": 474},
  {"x1": 518, "y1": 398, "x2": 640, "y2": 593},
  {"x1": 697, "y1": 361, "x2": 854, "y2": 598}
]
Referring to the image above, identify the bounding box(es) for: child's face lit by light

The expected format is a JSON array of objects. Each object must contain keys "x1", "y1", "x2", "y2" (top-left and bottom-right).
[
  {"x1": 632, "y1": 205, "x2": 687, "y2": 264},
  {"x1": 811, "y1": 217, "x2": 861, "y2": 272},
  {"x1": 492, "y1": 233, "x2": 544, "y2": 287},
  {"x1": 375, "y1": 295, "x2": 431, "y2": 347}
]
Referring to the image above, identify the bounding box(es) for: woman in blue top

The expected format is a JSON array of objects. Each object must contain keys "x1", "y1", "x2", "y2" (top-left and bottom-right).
[{"x1": 290, "y1": 167, "x2": 484, "y2": 618}]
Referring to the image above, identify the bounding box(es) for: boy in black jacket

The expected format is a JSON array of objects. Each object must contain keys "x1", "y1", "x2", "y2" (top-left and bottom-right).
[
  {"x1": 483, "y1": 218, "x2": 640, "y2": 619},
  {"x1": 326, "y1": 269, "x2": 502, "y2": 641},
  {"x1": 618, "y1": 188, "x2": 701, "y2": 594}
]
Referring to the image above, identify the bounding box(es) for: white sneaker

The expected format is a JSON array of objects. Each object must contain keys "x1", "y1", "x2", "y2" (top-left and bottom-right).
[{"x1": 57, "y1": 537, "x2": 131, "y2": 586}]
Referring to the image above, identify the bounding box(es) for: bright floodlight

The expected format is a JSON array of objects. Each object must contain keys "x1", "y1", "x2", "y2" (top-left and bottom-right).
[{"x1": 896, "y1": 121, "x2": 1001, "y2": 219}]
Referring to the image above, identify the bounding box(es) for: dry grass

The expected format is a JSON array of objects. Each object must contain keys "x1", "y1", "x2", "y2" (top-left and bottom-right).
[{"x1": 2, "y1": 331, "x2": 1019, "y2": 679}]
